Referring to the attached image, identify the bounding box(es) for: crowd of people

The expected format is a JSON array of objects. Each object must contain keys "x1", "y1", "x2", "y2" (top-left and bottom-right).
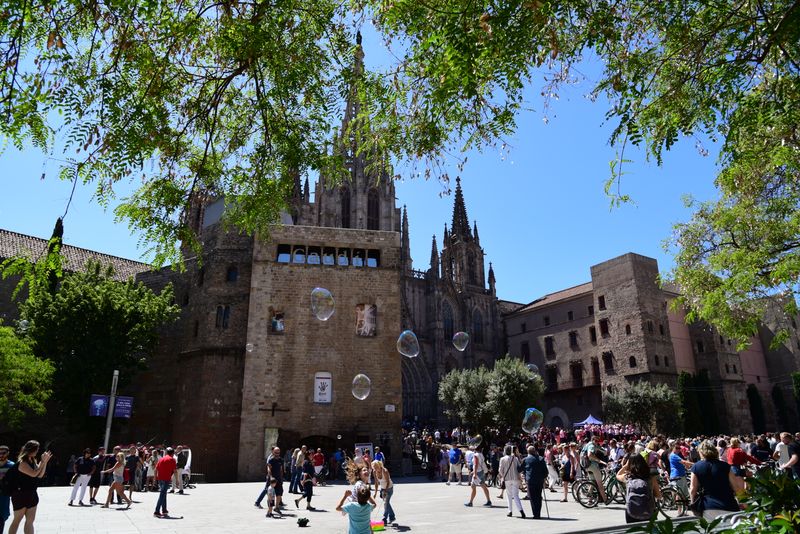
[{"x1": 0, "y1": 440, "x2": 191, "y2": 534}]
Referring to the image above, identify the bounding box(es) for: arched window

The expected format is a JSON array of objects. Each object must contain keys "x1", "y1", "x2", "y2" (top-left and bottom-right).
[
  {"x1": 655, "y1": 354, "x2": 660, "y2": 366},
  {"x1": 467, "y1": 252, "x2": 477, "y2": 284},
  {"x1": 602, "y1": 351, "x2": 615, "y2": 373},
  {"x1": 629, "y1": 356, "x2": 637, "y2": 368},
  {"x1": 367, "y1": 188, "x2": 380, "y2": 230},
  {"x1": 472, "y1": 309, "x2": 484, "y2": 344},
  {"x1": 443, "y1": 302, "x2": 454, "y2": 340},
  {"x1": 625, "y1": 324, "x2": 631, "y2": 335},
  {"x1": 340, "y1": 187, "x2": 351, "y2": 228}
]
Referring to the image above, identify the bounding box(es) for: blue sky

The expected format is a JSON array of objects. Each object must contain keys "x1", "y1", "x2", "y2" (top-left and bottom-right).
[{"x1": 0, "y1": 30, "x2": 721, "y2": 306}]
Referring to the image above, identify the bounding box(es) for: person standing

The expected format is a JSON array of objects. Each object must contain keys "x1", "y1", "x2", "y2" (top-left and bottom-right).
[
  {"x1": 154, "y1": 447, "x2": 176, "y2": 517},
  {"x1": 464, "y1": 446, "x2": 492, "y2": 507},
  {"x1": 778, "y1": 433, "x2": 800, "y2": 478},
  {"x1": 68, "y1": 449, "x2": 95, "y2": 506},
  {"x1": 0, "y1": 445, "x2": 15, "y2": 534},
  {"x1": 8, "y1": 440, "x2": 52, "y2": 534},
  {"x1": 499, "y1": 445, "x2": 524, "y2": 518},
  {"x1": 312, "y1": 449, "x2": 325, "y2": 484},
  {"x1": 101, "y1": 452, "x2": 132, "y2": 509},
  {"x1": 125, "y1": 446, "x2": 142, "y2": 501},
  {"x1": 522, "y1": 445, "x2": 548, "y2": 519},
  {"x1": 267, "y1": 447, "x2": 285, "y2": 510},
  {"x1": 294, "y1": 455, "x2": 316, "y2": 511},
  {"x1": 372, "y1": 460, "x2": 396, "y2": 526},
  {"x1": 88, "y1": 447, "x2": 106, "y2": 504},
  {"x1": 690, "y1": 441, "x2": 739, "y2": 520},
  {"x1": 170, "y1": 445, "x2": 186, "y2": 494}
]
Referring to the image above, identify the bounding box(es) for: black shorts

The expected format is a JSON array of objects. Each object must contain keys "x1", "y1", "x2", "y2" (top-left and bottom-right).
[
  {"x1": 273, "y1": 481, "x2": 283, "y2": 496},
  {"x1": 89, "y1": 475, "x2": 101, "y2": 488},
  {"x1": 12, "y1": 490, "x2": 39, "y2": 511}
]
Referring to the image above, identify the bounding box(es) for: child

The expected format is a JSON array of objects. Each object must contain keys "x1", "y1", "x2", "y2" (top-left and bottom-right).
[
  {"x1": 266, "y1": 478, "x2": 281, "y2": 518},
  {"x1": 336, "y1": 485, "x2": 376, "y2": 534}
]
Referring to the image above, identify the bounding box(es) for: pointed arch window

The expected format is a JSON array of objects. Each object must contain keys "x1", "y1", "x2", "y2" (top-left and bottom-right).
[
  {"x1": 340, "y1": 187, "x2": 351, "y2": 228},
  {"x1": 443, "y1": 302, "x2": 454, "y2": 340},
  {"x1": 367, "y1": 188, "x2": 380, "y2": 230},
  {"x1": 472, "y1": 309, "x2": 484, "y2": 344}
]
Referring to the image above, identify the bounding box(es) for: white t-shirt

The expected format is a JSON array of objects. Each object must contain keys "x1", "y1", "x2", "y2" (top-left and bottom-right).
[
  {"x1": 464, "y1": 450, "x2": 475, "y2": 470},
  {"x1": 775, "y1": 442, "x2": 790, "y2": 464}
]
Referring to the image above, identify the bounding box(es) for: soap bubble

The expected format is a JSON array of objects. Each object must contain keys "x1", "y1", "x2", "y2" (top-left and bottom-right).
[
  {"x1": 452, "y1": 332, "x2": 470, "y2": 351},
  {"x1": 337, "y1": 435, "x2": 342, "y2": 440},
  {"x1": 310, "y1": 287, "x2": 335, "y2": 321},
  {"x1": 351, "y1": 374, "x2": 371, "y2": 400},
  {"x1": 396, "y1": 330, "x2": 420, "y2": 358},
  {"x1": 522, "y1": 407, "x2": 544, "y2": 434},
  {"x1": 467, "y1": 435, "x2": 482, "y2": 447},
  {"x1": 18, "y1": 319, "x2": 29, "y2": 332},
  {"x1": 527, "y1": 363, "x2": 539, "y2": 375},
  {"x1": 246, "y1": 343, "x2": 254, "y2": 352}
]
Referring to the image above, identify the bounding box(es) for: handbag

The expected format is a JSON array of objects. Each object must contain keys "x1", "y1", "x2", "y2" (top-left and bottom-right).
[
  {"x1": 689, "y1": 489, "x2": 705, "y2": 516},
  {"x1": 500, "y1": 458, "x2": 514, "y2": 490}
]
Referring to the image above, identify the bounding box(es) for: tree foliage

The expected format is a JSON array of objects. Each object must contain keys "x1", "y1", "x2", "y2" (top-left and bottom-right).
[
  {"x1": 2, "y1": 0, "x2": 800, "y2": 336},
  {"x1": 438, "y1": 355, "x2": 544, "y2": 431},
  {"x1": 604, "y1": 381, "x2": 681, "y2": 435},
  {"x1": 18, "y1": 260, "x2": 179, "y2": 421},
  {"x1": 677, "y1": 371, "x2": 702, "y2": 436},
  {"x1": 0, "y1": 325, "x2": 54, "y2": 427}
]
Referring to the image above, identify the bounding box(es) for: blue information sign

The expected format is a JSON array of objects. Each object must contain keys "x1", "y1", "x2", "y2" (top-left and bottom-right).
[
  {"x1": 89, "y1": 394, "x2": 109, "y2": 417},
  {"x1": 114, "y1": 396, "x2": 134, "y2": 418}
]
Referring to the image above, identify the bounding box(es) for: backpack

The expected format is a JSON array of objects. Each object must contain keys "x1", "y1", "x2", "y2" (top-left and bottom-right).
[
  {"x1": 579, "y1": 446, "x2": 591, "y2": 469},
  {"x1": 0, "y1": 463, "x2": 19, "y2": 496},
  {"x1": 626, "y1": 478, "x2": 653, "y2": 520}
]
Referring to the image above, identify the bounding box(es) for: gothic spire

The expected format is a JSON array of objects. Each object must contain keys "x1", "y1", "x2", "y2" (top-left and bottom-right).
[
  {"x1": 473, "y1": 220, "x2": 480, "y2": 245},
  {"x1": 429, "y1": 234, "x2": 439, "y2": 274},
  {"x1": 450, "y1": 177, "x2": 472, "y2": 242},
  {"x1": 303, "y1": 177, "x2": 310, "y2": 202},
  {"x1": 291, "y1": 169, "x2": 302, "y2": 201},
  {"x1": 401, "y1": 205, "x2": 411, "y2": 271},
  {"x1": 443, "y1": 223, "x2": 450, "y2": 246},
  {"x1": 488, "y1": 262, "x2": 496, "y2": 295}
]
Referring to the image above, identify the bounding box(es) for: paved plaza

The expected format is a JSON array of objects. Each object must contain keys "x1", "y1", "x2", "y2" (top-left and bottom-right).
[{"x1": 27, "y1": 477, "x2": 635, "y2": 534}]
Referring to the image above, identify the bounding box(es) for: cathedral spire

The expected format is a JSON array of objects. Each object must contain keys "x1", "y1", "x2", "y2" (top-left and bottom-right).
[
  {"x1": 303, "y1": 177, "x2": 310, "y2": 202},
  {"x1": 401, "y1": 205, "x2": 411, "y2": 271},
  {"x1": 443, "y1": 223, "x2": 450, "y2": 246},
  {"x1": 291, "y1": 169, "x2": 302, "y2": 201},
  {"x1": 450, "y1": 177, "x2": 472, "y2": 242},
  {"x1": 429, "y1": 234, "x2": 439, "y2": 277},
  {"x1": 473, "y1": 220, "x2": 480, "y2": 245},
  {"x1": 488, "y1": 262, "x2": 496, "y2": 295}
]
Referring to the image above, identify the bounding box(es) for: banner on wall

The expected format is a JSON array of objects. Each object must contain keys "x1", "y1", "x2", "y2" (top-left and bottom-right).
[{"x1": 314, "y1": 372, "x2": 332, "y2": 403}]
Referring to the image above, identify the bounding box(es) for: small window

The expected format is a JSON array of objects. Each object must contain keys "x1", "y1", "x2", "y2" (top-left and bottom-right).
[
  {"x1": 215, "y1": 306, "x2": 224, "y2": 328},
  {"x1": 659, "y1": 323, "x2": 665, "y2": 336},
  {"x1": 719, "y1": 335, "x2": 724, "y2": 345},
  {"x1": 725, "y1": 363, "x2": 730, "y2": 373},
  {"x1": 367, "y1": 250, "x2": 380, "y2": 268},
  {"x1": 544, "y1": 336, "x2": 555, "y2": 356},
  {"x1": 270, "y1": 309, "x2": 285, "y2": 334},
  {"x1": 664, "y1": 356, "x2": 669, "y2": 366},
  {"x1": 521, "y1": 322, "x2": 527, "y2": 333},
  {"x1": 193, "y1": 320, "x2": 199, "y2": 338},
  {"x1": 728, "y1": 339, "x2": 732, "y2": 347},
  {"x1": 277, "y1": 244, "x2": 291, "y2": 263},
  {"x1": 352, "y1": 249, "x2": 366, "y2": 267},
  {"x1": 603, "y1": 351, "x2": 614, "y2": 373},
  {"x1": 443, "y1": 302, "x2": 454, "y2": 340},
  {"x1": 182, "y1": 293, "x2": 190, "y2": 306},
  {"x1": 625, "y1": 324, "x2": 631, "y2": 335},
  {"x1": 629, "y1": 356, "x2": 637, "y2": 368},
  {"x1": 569, "y1": 331, "x2": 578, "y2": 348},
  {"x1": 655, "y1": 354, "x2": 660, "y2": 366},
  {"x1": 732, "y1": 364, "x2": 737, "y2": 374},
  {"x1": 222, "y1": 305, "x2": 231, "y2": 329},
  {"x1": 697, "y1": 340, "x2": 705, "y2": 353},
  {"x1": 521, "y1": 341, "x2": 530, "y2": 362},
  {"x1": 546, "y1": 366, "x2": 558, "y2": 389},
  {"x1": 322, "y1": 247, "x2": 336, "y2": 266},
  {"x1": 598, "y1": 295, "x2": 606, "y2": 310},
  {"x1": 543, "y1": 315, "x2": 550, "y2": 327},
  {"x1": 337, "y1": 249, "x2": 350, "y2": 266},
  {"x1": 307, "y1": 247, "x2": 322, "y2": 265},
  {"x1": 647, "y1": 320, "x2": 654, "y2": 334},
  {"x1": 589, "y1": 325, "x2": 597, "y2": 343},
  {"x1": 588, "y1": 305, "x2": 594, "y2": 316},
  {"x1": 198, "y1": 267, "x2": 205, "y2": 287},
  {"x1": 599, "y1": 318, "x2": 610, "y2": 337},
  {"x1": 226, "y1": 264, "x2": 239, "y2": 282},
  {"x1": 757, "y1": 375, "x2": 761, "y2": 383},
  {"x1": 567, "y1": 311, "x2": 573, "y2": 321}
]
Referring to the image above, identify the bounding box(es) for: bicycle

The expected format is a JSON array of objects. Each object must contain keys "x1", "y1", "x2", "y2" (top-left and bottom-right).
[{"x1": 654, "y1": 486, "x2": 687, "y2": 519}]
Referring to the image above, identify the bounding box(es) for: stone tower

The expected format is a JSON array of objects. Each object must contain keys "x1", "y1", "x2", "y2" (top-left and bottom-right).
[{"x1": 439, "y1": 178, "x2": 487, "y2": 290}]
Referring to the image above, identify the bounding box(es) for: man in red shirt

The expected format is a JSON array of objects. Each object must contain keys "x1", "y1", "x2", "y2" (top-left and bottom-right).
[
  {"x1": 312, "y1": 449, "x2": 325, "y2": 484},
  {"x1": 154, "y1": 447, "x2": 177, "y2": 517}
]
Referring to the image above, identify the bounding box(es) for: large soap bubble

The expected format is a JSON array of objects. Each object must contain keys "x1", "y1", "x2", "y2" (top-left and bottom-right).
[
  {"x1": 18, "y1": 319, "x2": 29, "y2": 333},
  {"x1": 245, "y1": 343, "x2": 254, "y2": 353},
  {"x1": 467, "y1": 434, "x2": 482, "y2": 447},
  {"x1": 396, "y1": 330, "x2": 420, "y2": 358},
  {"x1": 527, "y1": 363, "x2": 539, "y2": 375},
  {"x1": 452, "y1": 332, "x2": 470, "y2": 352},
  {"x1": 521, "y1": 407, "x2": 544, "y2": 434},
  {"x1": 352, "y1": 374, "x2": 371, "y2": 400},
  {"x1": 311, "y1": 287, "x2": 335, "y2": 321}
]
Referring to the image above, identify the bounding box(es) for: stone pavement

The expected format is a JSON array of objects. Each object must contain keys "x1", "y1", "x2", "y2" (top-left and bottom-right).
[{"x1": 28, "y1": 478, "x2": 632, "y2": 534}]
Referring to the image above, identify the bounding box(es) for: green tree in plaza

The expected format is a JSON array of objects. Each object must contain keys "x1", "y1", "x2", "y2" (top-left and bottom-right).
[
  {"x1": 746, "y1": 384, "x2": 767, "y2": 435},
  {"x1": 438, "y1": 355, "x2": 544, "y2": 431},
  {"x1": 2, "y1": 1, "x2": 800, "y2": 339},
  {"x1": 677, "y1": 371, "x2": 702, "y2": 436},
  {"x1": 15, "y1": 260, "x2": 179, "y2": 422},
  {"x1": 0, "y1": 325, "x2": 54, "y2": 427},
  {"x1": 604, "y1": 381, "x2": 682, "y2": 435}
]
